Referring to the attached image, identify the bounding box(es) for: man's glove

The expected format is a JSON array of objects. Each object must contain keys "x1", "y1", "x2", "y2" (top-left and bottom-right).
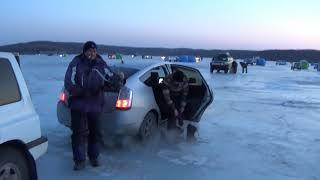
[
  {"x1": 104, "y1": 72, "x2": 124, "y2": 91},
  {"x1": 118, "y1": 72, "x2": 125, "y2": 80},
  {"x1": 179, "y1": 107, "x2": 185, "y2": 114},
  {"x1": 173, "y1": 109, "x2": 179, "y2": 117}
]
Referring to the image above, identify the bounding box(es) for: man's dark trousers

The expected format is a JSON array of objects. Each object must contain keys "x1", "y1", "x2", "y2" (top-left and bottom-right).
[{"x1": 71, "y1": 110, "x2": 100, "y2": 163}]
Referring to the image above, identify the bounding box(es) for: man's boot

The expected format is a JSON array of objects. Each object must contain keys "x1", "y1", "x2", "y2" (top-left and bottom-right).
[
  {"x1": 90, "y1": 158, "x2": 100, "y2": 167},
  {"x1": 73, "y1": 161, "x2": 86, "y2": 171}
]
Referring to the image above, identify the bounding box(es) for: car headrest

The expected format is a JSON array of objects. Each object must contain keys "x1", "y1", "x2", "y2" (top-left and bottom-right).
[{"x1": 188, "y1": 78, "x2": 196, "y2": 84}]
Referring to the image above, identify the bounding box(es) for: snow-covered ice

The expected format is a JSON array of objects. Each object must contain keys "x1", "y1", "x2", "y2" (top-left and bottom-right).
[{"x1": 20, "y1": 55, "x2": 320, "y2": 180}]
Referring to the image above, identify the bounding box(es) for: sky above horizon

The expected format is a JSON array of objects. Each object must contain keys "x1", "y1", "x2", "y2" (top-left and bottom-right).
[{"x1": 1, "y1": 0, "x2": 320, "y2": 50}]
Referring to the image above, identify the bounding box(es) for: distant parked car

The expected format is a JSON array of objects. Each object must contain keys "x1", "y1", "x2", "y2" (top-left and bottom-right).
[
  {"x1": 195, "y1": 56, "x2": 202, "y2": 63},
  {"x1": 57, "y1": 62, "x2": 214, "y2": 142},
  {"x1": 313, "y1": 63, "x2": 318, "y2": 70},
  {"x1": 164, "y1": 56, "x2": 177, "y2": 62},
  {"x1": 142, "y1": 55, "x2": 152, "y2": 59},
  {"x1": 276, "y1": 60, "x2": 287, "y2": 65},
  {"x1": 0, "y1": 52, "x2": 48, "y2": 180},
  {"x1": 291, "y1": 62, "x2": 301, "y2": 70},
  {"x1": 210, "y1": 53, "x2": 234, "y2": 73},
  {"x1": 244, "y1": 58, "x2": 256, "y2": 65}
]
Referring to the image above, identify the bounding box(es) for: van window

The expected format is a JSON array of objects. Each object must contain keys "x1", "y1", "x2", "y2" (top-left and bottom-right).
[{"x1": 0, "y1": 58, "x2": 21, "y2": 106}]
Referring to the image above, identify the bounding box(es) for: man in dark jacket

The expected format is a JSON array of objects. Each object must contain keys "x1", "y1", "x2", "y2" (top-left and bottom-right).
[
  {"x1": 161, "y1": 70, "x2": 189, "y2": 130},
  {"x1": 240, "y1": 61, "x2": 248, "y2": 73},
  {"x1": 231, "y1": 60, "x2": 238, "y2": 74},
  {"x1": 64, "y1": 41, "x2": 123, "y2": 170}
]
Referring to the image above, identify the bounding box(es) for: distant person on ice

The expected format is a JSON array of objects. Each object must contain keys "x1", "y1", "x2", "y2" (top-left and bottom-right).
[
  {"x1": 240, "y1": 61, "x2": 248, "y2": 73},
  {"x1": 64, "y1": 41, "x2": 124, "y2": 171},
  {"x1": 231, "y1": 60, "x2": 238, "y2": 74}
]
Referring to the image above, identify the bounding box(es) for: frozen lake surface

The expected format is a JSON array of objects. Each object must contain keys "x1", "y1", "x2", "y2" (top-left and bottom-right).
[{"x1": 19, "y1": 55, "x2": 320, "y2": 180}]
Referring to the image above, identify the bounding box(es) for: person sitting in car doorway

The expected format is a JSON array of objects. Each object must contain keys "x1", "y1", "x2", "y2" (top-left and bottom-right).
[
  {"x1": 159, "y1": 70, "x2": 197, "y2": 141},
  {"x1": 240, "y1": 61, "x2": 248, "y2": 73},
  {"x1": 64, "y1": 41, "x2": 124, "y2": 171}
]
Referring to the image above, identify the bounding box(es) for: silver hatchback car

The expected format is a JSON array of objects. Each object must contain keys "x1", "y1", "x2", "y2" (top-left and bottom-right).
[{"x1": 57, "y1": 62, "x2": 213, "y2": 142}]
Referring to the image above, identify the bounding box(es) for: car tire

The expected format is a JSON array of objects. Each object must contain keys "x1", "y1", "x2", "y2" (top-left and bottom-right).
[
  {"x1": 210, "y1": 66, "x2": 213, "y2": 73},
  {"x1": 224, "y1": 69, "x2": 228, "y2": 74},
  {"x1": 138, "y1": 112, "x2": 158, "y2": 142},
  {"x1": 0, "y1": 146, "x2": 31, "y2": 180}
]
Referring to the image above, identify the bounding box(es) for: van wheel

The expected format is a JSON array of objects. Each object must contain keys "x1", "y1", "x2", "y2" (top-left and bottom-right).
[
  {"x1": 138, "y1": 112, "x2": 158, "y2": 142},
  {"x1": 0, "y1": 146, "x2": 30, "y2": 180}
]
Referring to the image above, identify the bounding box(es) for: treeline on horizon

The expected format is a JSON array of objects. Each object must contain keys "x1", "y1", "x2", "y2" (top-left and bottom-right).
[{"x1": 0, "y1": 41, "x2": 319, "y2": 62}]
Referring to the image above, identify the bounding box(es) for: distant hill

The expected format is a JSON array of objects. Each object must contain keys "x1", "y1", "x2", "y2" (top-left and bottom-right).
[{"x1": 0, "y1": 41, "x2": 319, "y2": 62}]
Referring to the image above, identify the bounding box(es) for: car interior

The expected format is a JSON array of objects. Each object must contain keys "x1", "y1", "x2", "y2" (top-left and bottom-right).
[
  {"x1": 171, "y1": 66, "x2": 208, "y2": 121},
  {"x1": 146, "y1": 65, "x2": 208, "y2": 121}
]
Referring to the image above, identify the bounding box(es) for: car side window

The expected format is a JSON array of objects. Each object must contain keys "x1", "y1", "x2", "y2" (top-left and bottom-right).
[
  {"x1": 0, "y1": 58, "x2": 21, "y2": 106},
  {"x1": 170, "y1": 65, "x2": 203, "y2": 86},
  {"x1": 140, "y1": 66, "x2": 167, "y2": 86}
]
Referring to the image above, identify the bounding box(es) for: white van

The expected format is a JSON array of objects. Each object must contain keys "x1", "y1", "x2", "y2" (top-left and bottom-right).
[{"x1": 0, "y1": 52, "x2": 48, "y2": 180}]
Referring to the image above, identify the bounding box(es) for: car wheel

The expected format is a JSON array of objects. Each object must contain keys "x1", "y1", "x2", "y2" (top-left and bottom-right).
[
  {"x1": 0, "y1": 146, "x2": 31, "y2": 180},
  {"x1": 224, "y1": 69, "x2": 228, "y2": 74},
  {"x1": 210, "y1": 66, "x2": 213, "y2": 73},
  {"x1": 217, "y1": 69, "x2": 220, "y2": 73},
  {"x1": 138, "y1": 112, "x2": 158, "y2": 142}
]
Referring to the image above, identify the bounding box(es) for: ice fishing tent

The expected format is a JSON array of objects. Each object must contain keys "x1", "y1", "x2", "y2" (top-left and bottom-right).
[
  {"x1": 115, "y1": 53, "x2": 122, "y2": 60},
  {"x1": 300, "y1": 60, "x2": 309, "y2": 69},
  {"x1": 256, "y1": 58, "x2": 266, "y2": 66},
  {"x1": 108, "y1": 53, "x2": 122, "y2": 60},
  {"x1": 176, "y1": 55, "x2": 196, "y2": 63}
]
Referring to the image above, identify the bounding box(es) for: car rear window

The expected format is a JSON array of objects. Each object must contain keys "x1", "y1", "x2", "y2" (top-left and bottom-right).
[
  {"x1": 109, "y1": 66, "x2": 139, "y2": 79},
  {"x1": 217, "y1": 54, "x2": 230, "y2": 61},
  {"x1": 0, "y1": 58, "x2": 21, "y2": 106}
]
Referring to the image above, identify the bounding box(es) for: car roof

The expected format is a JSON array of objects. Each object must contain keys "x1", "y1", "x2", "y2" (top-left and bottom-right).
[
  {"x1": 0, "y1": 52, "x2": 16, "y2": 63},
  {"x1": 0, "y1": 52, "x2": 13, "y2": 58},
  {"x1": 108, "y1": 61, "x2": 160, "y2": 71},
  {"x1": 109, "y1": 60, "x2": 197, "y2": 70}
]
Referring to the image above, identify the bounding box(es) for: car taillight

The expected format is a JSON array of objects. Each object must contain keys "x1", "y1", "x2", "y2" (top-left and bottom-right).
[
  {"x1": 59, "y1": 88, "x2": 69, "y2": 106},
  {"x1": 59, "y1": 92, "x2": 66, "y2": 102},
  {"x1": 116, "y1": 99, "x2": 130, "y2": 109},
  {"x1": 115, "y1": 87, "x2": 132, "y2": 110}
]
